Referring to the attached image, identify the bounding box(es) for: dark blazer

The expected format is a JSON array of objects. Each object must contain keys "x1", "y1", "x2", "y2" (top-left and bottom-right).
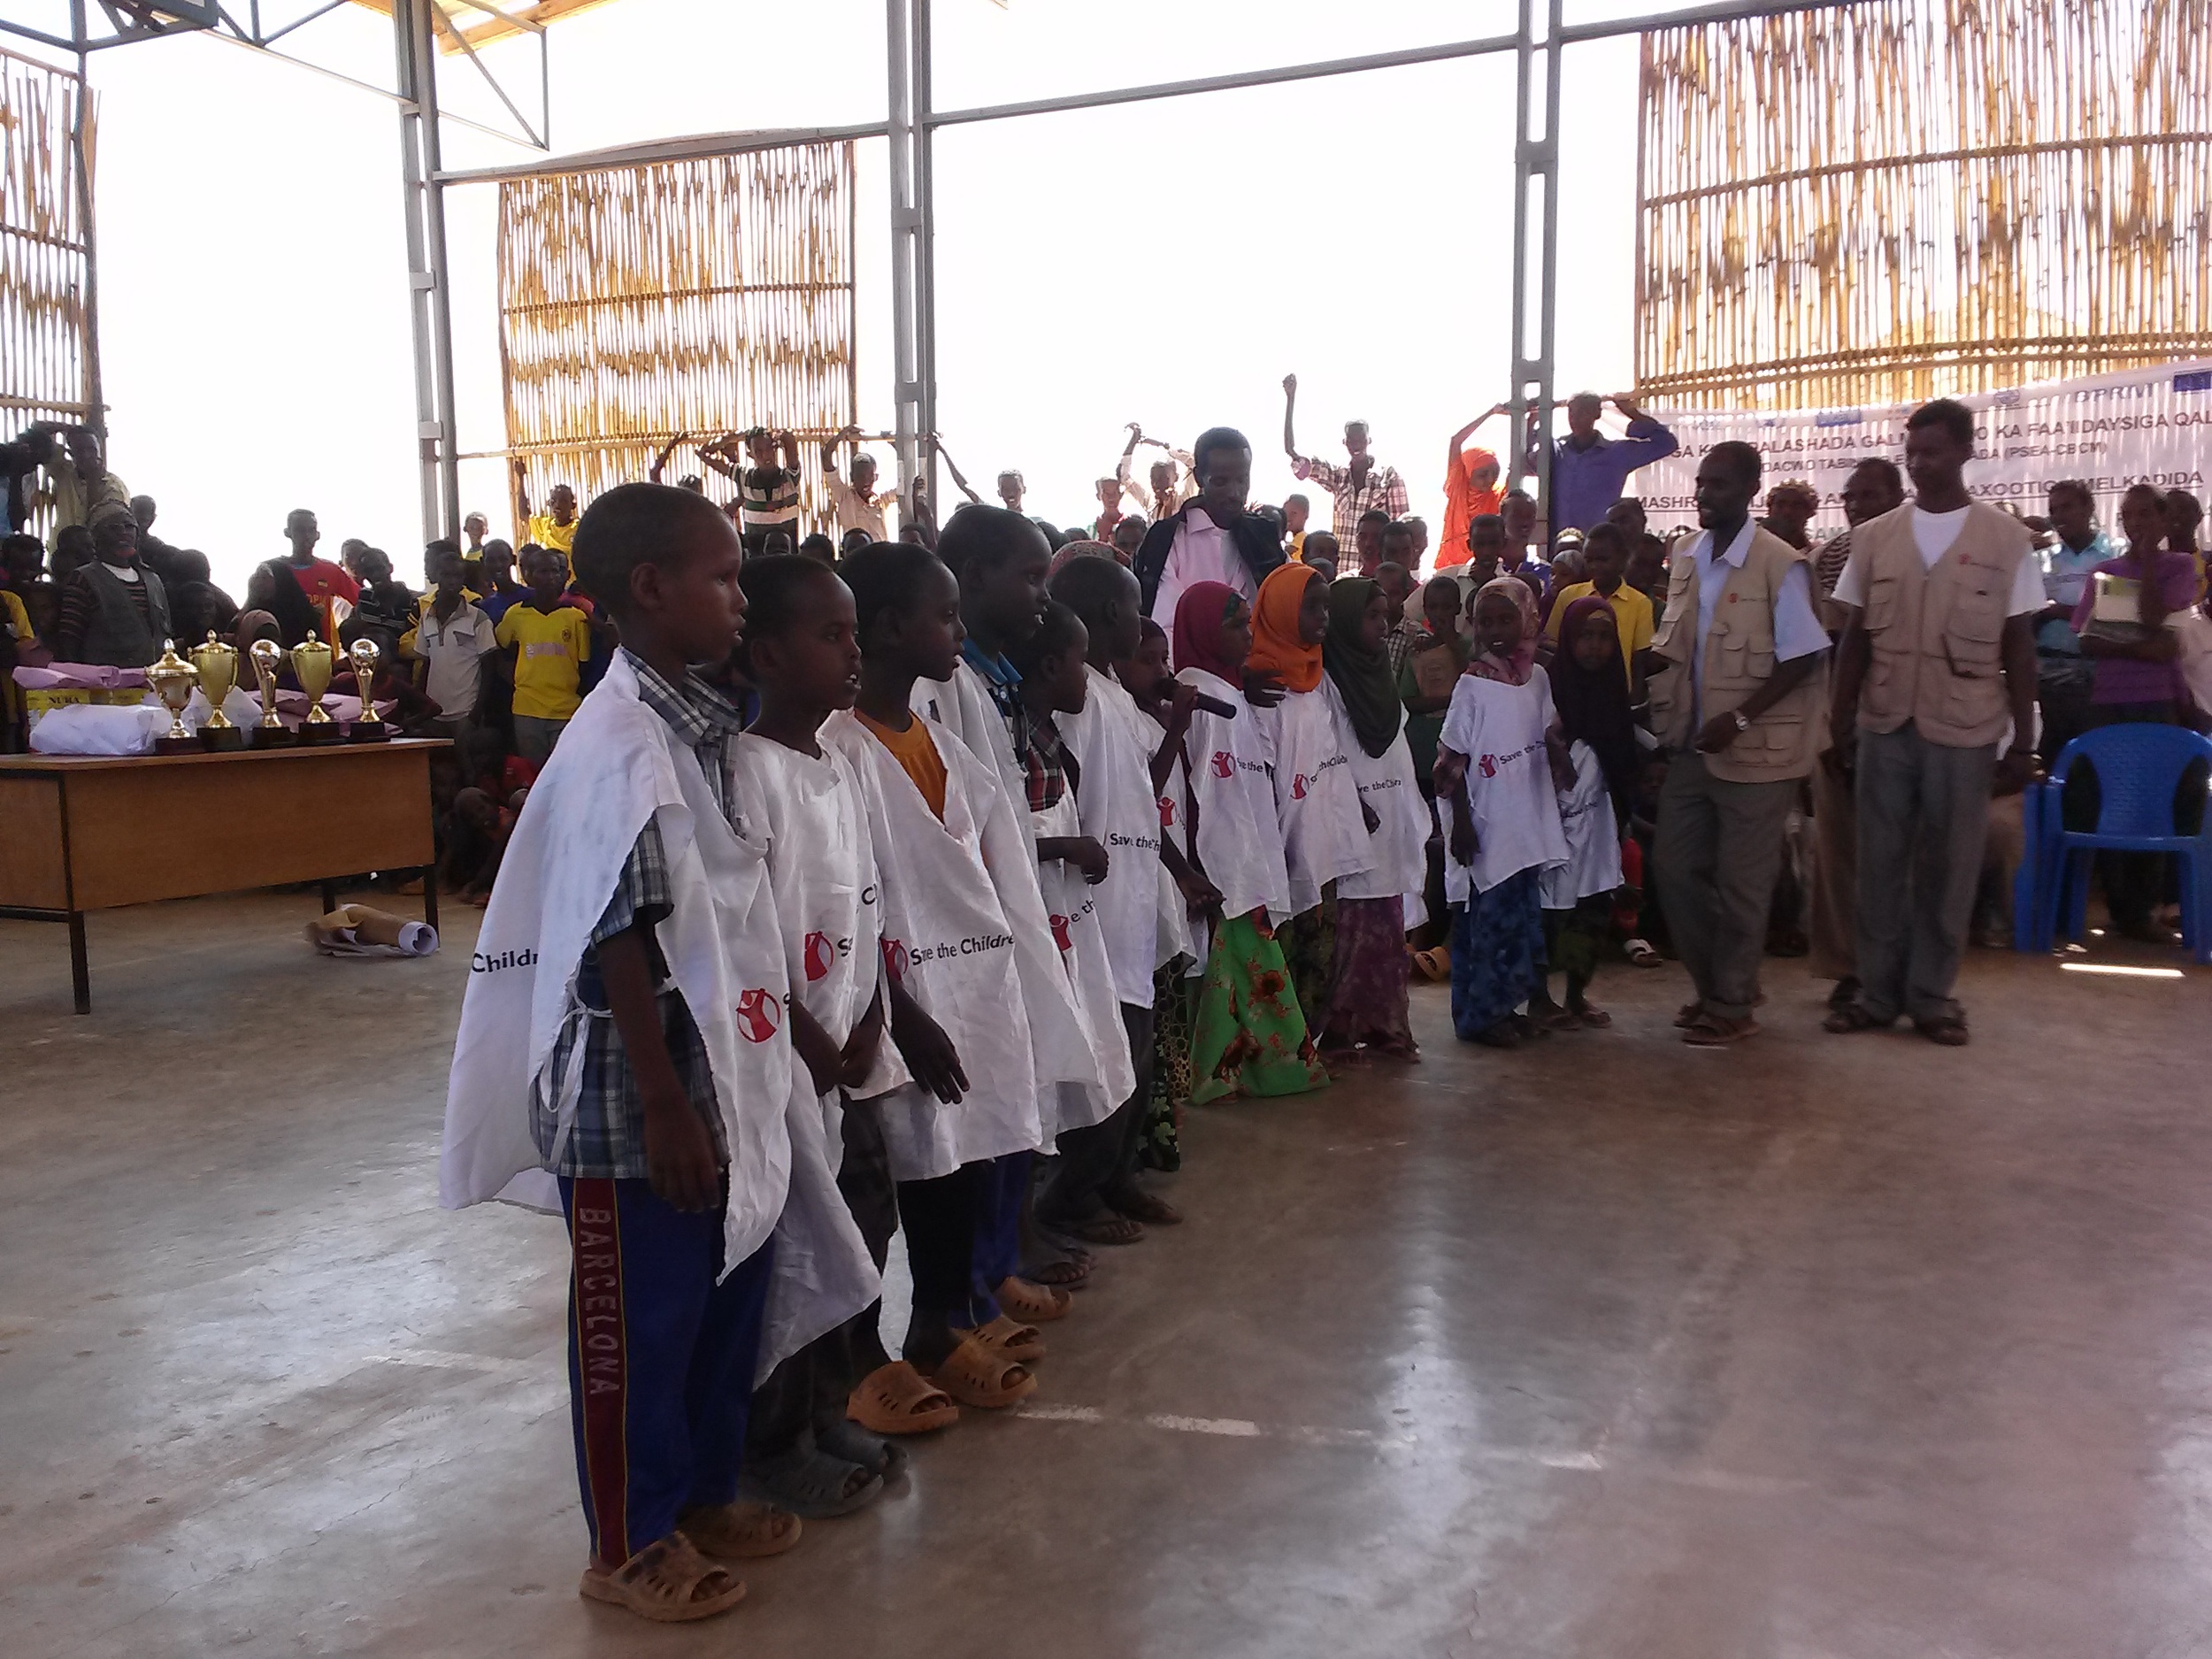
[{"x1": 1133, "y1": 504, "x2": 1288, "y2": 618}]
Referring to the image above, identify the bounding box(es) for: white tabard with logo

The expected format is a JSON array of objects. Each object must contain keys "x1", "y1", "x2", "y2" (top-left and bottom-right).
[
  {"x1": 441, "y1": 653, "x2": 875, "y2": 1378},
  {"x1": 1030, "y1": 787, "x2": 1138, "y2": 1136},
  {"x1": 1141, "y1": 703, "x2": 1198, "y2": 972},
  {"x1": 1176, "y1": 666, "x2": 1292, "y2": 928},
  {"x1": 1540, "y1": 739, "x2": 1626, "y2": 910},
  {"x1": 727, "y1": 734, "x2": 906, "y2": 1155},
  {"x1": 1438, "y1": 672, "x2": 1568, "y2": 902},
  {"x1": 1332, "y1": 690, "x2": 1428, "y2": 922},
  {"x1": 1056, "y1": 665, "x2": 1165, "y2": 1008},
  {"x1": 822, "y1": 709, "x2": 1102, "y2": 1183},
  {"x1": 1250, "y1": 680, "x2": 1370, "y2": 919}
]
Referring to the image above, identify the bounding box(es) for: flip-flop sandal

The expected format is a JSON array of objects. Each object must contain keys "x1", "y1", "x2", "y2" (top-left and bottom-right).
[
  {"x1": 736, "y1": 1451, "x2": 882, "y2": 1521},
  {"x1": 1105, "y1": 1186, "x2": 1183, "y2": 1225},
  {"x1": 1826, "y1": 976, "x2": 1861, "y2": 1010},
  {"x1": 1532, "y1": 1006, "x2": 1581, "y2": 1032},
  {"x1": 1509, "y1": 1012, "x2": 1553, "y2": 1040},
  {"x1": 1573, "y1": 1004, "x2": 1613, "y2": 1028},
  {"x1": 1623, "y1": 938, "x2": 1663, "y2": 969},
  {"x1": 956, "y1": 1312, "x2": 1046, "y2": 1363},
  {"x1": 1673, "y1": 1001, "x2": 1706, "y2": 1028},
  {"x1": 847, "y1": 1360, "x2": 959, "y2": 1436},
  {"x1": 1682, "y1": 1012, "x2": 1758, "y2": 1047},
  {"x1": 580, "y1": 1532, "x2": 745, "y2": 1624},
  {"x1": 678, "y1": 1499, "x2": 806, "y2": 1556},
  {"x1": 1913, "y1": 1015, "x2": 1970, "y2": 1047},
  {"x1": 1411, "y1": 948, "x2": 1450, "y2": 981},
  {"x1": 920, "y1": 1336, "x2": 1037, "y2": 1410},
  {"x1": 1822, "y1": 1003, "x2": 1889, "y2": 1035},
  {"x1": 995, "y1": 1275, "x2": 1072, "y2": 1323},
  {"x1": 1059, "y1": 1211, "x2": 1145, "y2": 1247},
  {"x1": 821, "y1": 1418, "x2": 910, "y2": 1483}
]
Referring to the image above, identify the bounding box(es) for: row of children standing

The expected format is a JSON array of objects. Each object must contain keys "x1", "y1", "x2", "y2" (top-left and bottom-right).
[{"x1": 438, "y1": 488, "x2": 1438, "y2": 1625}]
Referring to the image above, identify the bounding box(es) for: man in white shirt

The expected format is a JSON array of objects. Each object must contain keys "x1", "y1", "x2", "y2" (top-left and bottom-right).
[
  {"x1": 1825, "y1": 399, "x2": 2039, "y2": 1045},
  {"x1": 822, "y1": 427, "x2": 895, "y2": 542},
  {"x1": 1134, "y1": 426, "x2": 1287, "y2": 631},
  {"x1": 1647, "y1": 442, "x2": 1829, "y2": 1046},
  {"x1": 403, "y1": 545, "x2": 495, "y2": 735}
]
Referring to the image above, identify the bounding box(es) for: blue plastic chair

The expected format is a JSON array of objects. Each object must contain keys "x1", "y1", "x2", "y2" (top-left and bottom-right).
[
  {"x1": 2030, "y1": 724, "x2": 2212, "y2": 963},
  {"x1": 2012, "y1": 773, "x2": 2055, "y2": 953}
]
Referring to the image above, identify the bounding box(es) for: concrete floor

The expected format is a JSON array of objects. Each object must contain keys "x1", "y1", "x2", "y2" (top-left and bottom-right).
[{"x1": 2, "y1": 891, "x2": 2209, "y2": 1658}]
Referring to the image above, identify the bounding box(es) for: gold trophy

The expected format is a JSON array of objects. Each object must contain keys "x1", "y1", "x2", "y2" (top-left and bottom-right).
[
  {"x1": 247, "y1": 637, "x2": 292, "y2": 747},
  {"x1": 346, "y1": 638, "x2": 389, "y2": 742},
  {"x1": 145, "y1": 641, "x2": 202, "y2": 756},
  {"x1": 292, "y1": 636, "x2": 341, "y2": 744},
  {"x1": 191, "y1": 632, "x2": 244, "y2": 751}
]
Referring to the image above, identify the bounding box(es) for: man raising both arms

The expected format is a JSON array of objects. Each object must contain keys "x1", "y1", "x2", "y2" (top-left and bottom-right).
[{"x1": 1282, "y1": 374, "x2": 1406, "y2": 577}]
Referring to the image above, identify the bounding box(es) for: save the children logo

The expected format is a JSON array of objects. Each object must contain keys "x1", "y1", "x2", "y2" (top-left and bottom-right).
[
  {"x1": 879, "y1": 937, "x2": 905, "y2": 981},
  {"x1": 1478, "y1": 754, "x2": 1499, "y2": 779},
  {"x1": 1210, "y1": 750, "x2": 1234, "y2": 779},
  {"x1": 1158, "y1": 795, "x2": 1176, "y2": 826},
  {"x1": 734, "y1": 988, "x2": 780, "y2": 1043},
  {"x1": 1291, "y1": 772, "x2": 1309, "y2": 800},
  {"x1": 1049, "y1": 913, "x2": 1072, "y2": 952},
  {"x1": 803, "y1": 931, "x2": 834, "y2": 982}
]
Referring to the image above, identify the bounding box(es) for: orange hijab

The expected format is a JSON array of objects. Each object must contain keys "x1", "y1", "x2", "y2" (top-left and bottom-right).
[{"x1": 1248, "y1": 564, "x2": 1325, "y2": 693}]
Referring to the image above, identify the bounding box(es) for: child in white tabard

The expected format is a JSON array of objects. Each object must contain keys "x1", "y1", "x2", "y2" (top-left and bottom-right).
[{"x1": 1436, "y1": 577, "x2": 1569, "y2": 1048}]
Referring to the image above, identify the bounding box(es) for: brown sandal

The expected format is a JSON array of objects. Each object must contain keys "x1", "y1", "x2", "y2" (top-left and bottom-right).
[
  {"x1": 1913, "y1": 1014, "x2": 1970, "y2": 1047},
  {"x1": 677, "y1": 1501, "x2": 801, "y2": 1560},
  {"x1": 847, "y1": 1360, "x2": 959, "y2": 1436},
  {"x1": 1673, "y1": 1001, "x2": 1706, "y2": 1028},
  {"x1": 995, "y1": 1275, "x2": 1072, "y2": 1323},
  {"x1": 921, "y1": 1335, "x2": 1037, "y2": 1409},
  {"x1": 579, "y1": 1532, "x2": 745, "y2": 1624},
  {"x1": 958, "y1": 1313, "x2": 1045, "y2": 1363},
  {"x1": 1682, "y1": 1011, "x2": 1758, "y2": 1047}
]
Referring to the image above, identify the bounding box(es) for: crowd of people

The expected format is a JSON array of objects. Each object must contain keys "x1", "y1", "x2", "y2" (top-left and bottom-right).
[
  {"x1": 4, "y1": 397, "x2": 2204, "y2": 1622},
  {"x1": 426, "y1": 384, "x2": 2212, "y2": 1625}
]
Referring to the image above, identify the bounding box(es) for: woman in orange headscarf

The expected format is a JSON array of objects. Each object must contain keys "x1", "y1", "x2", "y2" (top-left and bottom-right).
[{"x1": 1440, "y1": 409, "x2": 1509, "y2": 570}]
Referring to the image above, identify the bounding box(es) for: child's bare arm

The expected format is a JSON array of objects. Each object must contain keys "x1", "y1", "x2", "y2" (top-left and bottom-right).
[
  {"x1": 888, "y1": 978, "x2": 968, "y2": 1103},
  {"x1": 597, "y1": 927, "x2": 718, "y2": 1213},
  {"x1": 788, "y1": 999, "x2": 844, "y2": 1098}
]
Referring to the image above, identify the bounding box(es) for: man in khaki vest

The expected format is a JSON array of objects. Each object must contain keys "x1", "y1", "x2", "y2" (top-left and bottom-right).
[
  {"x1": 1825, "y1": 399, "x2": 2039, "y2": 1045},
  {"x1": 1649, "y1": 442, "x2": 1829, "y2": 1046}
]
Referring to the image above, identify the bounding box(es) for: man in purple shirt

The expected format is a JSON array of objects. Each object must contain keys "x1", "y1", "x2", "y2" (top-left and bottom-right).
[{"x1": 1539, "y1": 392, "x2": 1680, "y2": 534}]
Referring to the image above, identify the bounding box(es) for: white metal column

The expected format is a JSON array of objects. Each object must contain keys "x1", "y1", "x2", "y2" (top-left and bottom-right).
[
  {"x1": 394, "y1": 0, "x2": 460, "y2": 545},
  {"x1": 1508, "y1": 0, "x2": 1563, "y2": 525},
  {"x1": 885, "y1": 0, "x2": 923, "y2": 502}
]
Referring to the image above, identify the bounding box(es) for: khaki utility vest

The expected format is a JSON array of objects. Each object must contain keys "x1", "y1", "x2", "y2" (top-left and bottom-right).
[
  {"x1": 1850, "y1": 502, "x2": 2032, "y2": 749},
  {"x1": 1649, "y1": 525, "x2": 1821, "y2": 783}
]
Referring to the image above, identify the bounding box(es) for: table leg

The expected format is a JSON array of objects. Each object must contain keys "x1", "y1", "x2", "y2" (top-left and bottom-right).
[
  {"x1": 421, "y1": 865, "x2": 440, "y2": 933},
  {"x1": 67, "y1": 911, "x2": 88, "y2": 1016},
  {"x1": 319, "y1": 880, "x2": 341, "y2": 916}
]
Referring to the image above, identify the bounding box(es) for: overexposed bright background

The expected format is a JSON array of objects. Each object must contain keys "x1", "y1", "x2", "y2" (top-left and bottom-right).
[{"x1": 42, "y1": 0, "x2": 1671, "y2": 595}]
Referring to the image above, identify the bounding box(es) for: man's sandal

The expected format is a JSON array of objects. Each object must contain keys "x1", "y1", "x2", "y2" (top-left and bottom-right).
[
  {"x1": 1673, "y1": 1001, "x2": 1706, "y2": 1028},
  {"x1": 679, "y1": 1498, "x2": 806, "y2": 1555},
  {"x1": 580, "y1": 1533, "x2": 745, "y2": 1623},
  {"x1": 848, "y1": 1360, "x2": 959, "y2": 1436},
  {"x1": 735, "y1": 1450, "x2": 882, "y2": 1521},
  {"x1": 1106, "y1": 1186, "x2": 1183, "y2": 1225},
  {"x1": 921, "y1": 1336, "x2": 1037, "y2": 1409},
  {"x1": 821, "y1": 1419, "x2": 910, "y2": 1483},
  {"x1": 995, "y1": 1276, "x2": 1072, "y2": 1323},
  {"x1": 957, "y1": 1312, "x2": 1045, "y2": 1363},
  {"x1": 1822, "y1": 1003, "x2": 1890, "y2": 1035},
  {"x1": 1913, "y1": 1015, "x2": 1970, "y2": 1047},
  {"x1": 1681, "y1": 1011, "x2": 1758, "y2": 1047},
  {"x1": 1573, "y1": 1003, "x2": 1613, "y2": 1028},
  {"x1": 1059, "y1": 1211, "x2": 1145, "y2": 1247}
]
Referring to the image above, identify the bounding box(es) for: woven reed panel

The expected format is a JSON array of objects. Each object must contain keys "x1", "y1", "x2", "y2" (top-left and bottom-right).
[
  {"x1": 498, "y1": 140, "x2": 856, "y2": 531},
  {"x1": 0, "y1": 52, "x2": 95, "y2": 427},
  {"x1": 1636, "y1": 0, "x2": 2212, "y2": 409}
]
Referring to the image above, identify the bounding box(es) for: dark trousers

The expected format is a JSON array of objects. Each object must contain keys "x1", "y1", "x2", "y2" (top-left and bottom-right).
[
  {"x1": 1851, "y1": 724, "x2": 1995, "y2": 1024},
  {"x1": 746, "y1": 1096, "x2": 899, "y2": 1460},
  {"x1": 560, "y1": 1177, "x2": 775, "y2": 1566},
  {"x1": 970, "y1": 1150, "x2": 1032, "y2": 1314},
  {"x1": 895, "y1": 1161, "x2": 979, "y2": 1327},
  {"x1": 1654, "y1": 751, "x2": 1799, "y2": 1020},
  {"x1": 1039, "y1": 1002, "x2": 1157, "y2": 1225}
]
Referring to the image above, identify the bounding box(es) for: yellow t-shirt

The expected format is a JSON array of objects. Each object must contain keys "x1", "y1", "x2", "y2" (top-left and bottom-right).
[
  {"x1": 526, "y1": 514, "x2": 578, "y2": 557},
  {"x1": 857, "y1": 709, "x2": 947, "y2": 822},
  {"x1": 1543, "y1": 580, "x2": 1654, "y2": 688},
  {"x1": 3, "y1": 588, "x2": 31, "y2": 644},
  {"x1": 495, "y1": 603, "x2": 592, "y2": 720}
]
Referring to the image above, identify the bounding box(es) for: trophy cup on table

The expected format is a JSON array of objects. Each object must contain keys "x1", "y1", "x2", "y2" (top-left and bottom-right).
[
  {"x1": 247, "y1": 637, "x2": 292, "y2": 747},
  {"x1": 190, "y1": 633, "x2": 244, "y2": 751},
  {"x1": 346, "y1": 639, "x2": 390, "y2": 742},
  {"x1": 144, "y1": 641, "x2": 203, "y2": 756},
  {"x1": 292, "y1": 637, "x2": 342, "y2": 744}
]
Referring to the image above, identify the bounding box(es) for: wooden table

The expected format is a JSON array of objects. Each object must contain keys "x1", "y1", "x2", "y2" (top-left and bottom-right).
[{"x1": 0, "y1": 739, "x2": 447, "y2": 1013}]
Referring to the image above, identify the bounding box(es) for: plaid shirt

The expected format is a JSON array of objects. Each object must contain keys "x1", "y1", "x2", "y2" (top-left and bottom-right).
[
  {"x1": 1022, "y1": 713, "x2": 1070, "y2": 815},
  {"x1": 1294, "y1": 456, "x2": 1409, "y2": 572},
  {"x1": 530, "y1": 650, "x2": 749, "y2": 1180},
  {"x1": 1386, "y1": 616, "x2": 1425, "y2": 680},
  {"x1": 963, "y1": 640, "x2": 1032, "y2": 777}
]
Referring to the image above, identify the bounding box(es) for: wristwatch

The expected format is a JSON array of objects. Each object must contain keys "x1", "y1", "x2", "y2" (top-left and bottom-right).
[{"x1": 1731, "y1": 710, "x2": 1751, "y2": 733}]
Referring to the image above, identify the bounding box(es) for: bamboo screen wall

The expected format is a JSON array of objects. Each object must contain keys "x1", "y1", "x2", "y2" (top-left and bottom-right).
[
  {"x1": 1635, "y1": 0, "x2": 2212, "y2": 410},
  {"x1": 497, "y1": 141, "x2": 856, "y2": 533},
  {"x1": 0, "y1": 50, "x2": 95, "y2": 431}
]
